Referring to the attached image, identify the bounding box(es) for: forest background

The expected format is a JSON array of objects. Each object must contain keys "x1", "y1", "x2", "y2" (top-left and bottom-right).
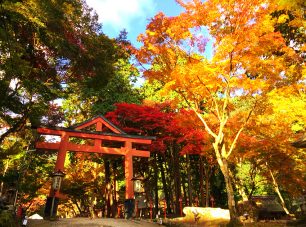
[{"x1": 0, "y1": 0, "x2": 305, "y2": 224}]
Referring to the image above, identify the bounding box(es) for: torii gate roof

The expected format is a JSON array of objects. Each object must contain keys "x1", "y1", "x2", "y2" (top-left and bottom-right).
[
  {"x1": 35, "y1": 115, "x2": 155, "y2": 157},
  {"x1": 71, "y1": 115, "x2": 126, "y2": 134}
]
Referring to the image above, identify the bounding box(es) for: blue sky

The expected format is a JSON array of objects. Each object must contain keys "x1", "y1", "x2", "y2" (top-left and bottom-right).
[{"x1": 86, "y1": 0, "x2": 183, "y2": 47}]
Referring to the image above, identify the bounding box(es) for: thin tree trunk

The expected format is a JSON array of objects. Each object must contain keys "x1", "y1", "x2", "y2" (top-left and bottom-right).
[
  {"x1": 112, "y1": 160, "x2": 118, "y2": 217},
  {"x1": 267, "y1": 164, "x2": 291, "y2": 216},
  {"x1": 153, "y1": 153, "x2": 159, "y2": 215},
  {"x1": 186, "y1": 154, "x2": 192, "y2": 206},
  {"x1": 172, "y1": 143, "x2": 181, "y2": 214},
  {"x1": 172, "y1": 144, "x2": 182, "y2": 214},
  {"x1": 89, "y1": 162, "x2": 98, "y2": 218},
  {"x1": 158, "y1": 155, "x2": 171, "y2": 213},
  {"x1": 165, "y1": 151, "x2": 175, "y2": 213},
  {"x1": 199, "y1": 156, "x2": 205, "y2": 207},
  {"x1": 0, "y1": 159, "x2": 9, "y2": 197},
  {"x1": 234, "y1": 179, "x2": 249, "y2": 202},
  {"x1": 205, "y1": 168, "x2": 210, "y2": 207},
  {"x1": 104, "y1": 158, "x2": 111, "y2": 218},
  {"x1": 182, "y1": 175, "x2": 187, "y2": 205},
  {"x1": 89, "y1": 198, "x2": 96, "y2": 218},
  {"x1": 203, "y1": 161, "x2": 212, "y2": 207}
]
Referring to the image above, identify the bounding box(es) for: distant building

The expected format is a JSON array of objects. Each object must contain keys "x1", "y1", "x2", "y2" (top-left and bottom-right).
[{"x1": 251, "y1": 195, "x2": 286, "y2": 220}]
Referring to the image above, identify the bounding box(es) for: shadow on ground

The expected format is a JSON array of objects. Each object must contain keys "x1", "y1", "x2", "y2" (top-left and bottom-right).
[{"x1": 28, "y1": 218, "x2": 160, "y2": 227}]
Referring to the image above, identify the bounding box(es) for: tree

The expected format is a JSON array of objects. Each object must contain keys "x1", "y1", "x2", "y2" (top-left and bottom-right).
[
  {"x1": 234, "y1": 88, "x2": 306, "y2": 215},
  {"x1": 0, "y1": 0, "x2": 120, "y2": 218},
  {"x1": 0, "y1": 0, "x2": 117, "y2": 143},
  {"x1": 136, "y1": 0, "x2": 304, "y2": 221},
  {"x1": 82, "y1": 30, "x2": 144, "y2": 115},
  {"x1": 62, "y1": 30, "x2": 143, "y2": 125},
  {"x1": 60, "y1": 154, "x2": 107, "y2": 218},
  {"x1": 271, "y1": 0, "x2": 305, "y2": 58},
  {"x1": 106, "y1": 102, "x2": 193, "y2": 214},
  {"x1": 174, "y1": 109, "x2": 216, "y2": 207},
  {"x1": 106, "y1": 102, "x2": 173, "y2": 214}
]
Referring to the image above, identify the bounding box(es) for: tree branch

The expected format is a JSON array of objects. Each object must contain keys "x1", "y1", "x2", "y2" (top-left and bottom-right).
[
  {"x1": 0, "y1": 115, "x2": 28, "y2": 144},
  {"x1": 193, "y1": 108, "x2": 217, "y2": 139},
  {"x1": 196, "y1": 74, "x2": 221, "y2": 121},
  {"x1": 226, "y1": 108, "x2": 253, "y2": 159}
]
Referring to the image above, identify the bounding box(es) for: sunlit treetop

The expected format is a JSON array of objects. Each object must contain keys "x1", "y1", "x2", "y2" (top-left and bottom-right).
[{"x1": 138, "y1": 0, "x2": 304, "y2": 99}]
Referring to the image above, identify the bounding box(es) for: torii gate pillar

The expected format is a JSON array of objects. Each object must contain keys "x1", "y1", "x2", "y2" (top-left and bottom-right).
[
  {"x1": 125, "y1": 146, "x2": 134, "y2": 199},
  {"x1": 54, "y1": 133, "x2": 68, "y2": 172}
]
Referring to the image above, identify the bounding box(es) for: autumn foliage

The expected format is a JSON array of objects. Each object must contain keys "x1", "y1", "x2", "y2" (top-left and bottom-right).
[
  {"x1": 137, "y1": 0, "x2": 305, "y2": 221},
  {"x1": 0, "y1": 0, "x2": 305, "y2": 223}
]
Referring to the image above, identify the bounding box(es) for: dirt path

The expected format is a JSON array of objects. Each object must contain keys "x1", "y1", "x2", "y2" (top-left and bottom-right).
[{"x1": 27, "y1": 218, "x2": 162, "y2": 227}]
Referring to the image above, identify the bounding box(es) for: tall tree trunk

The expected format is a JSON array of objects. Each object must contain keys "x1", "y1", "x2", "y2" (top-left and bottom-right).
[
  {"x1": 234, "y1": 178, "x2": 249, "y2": 202},
  {"x1": 182, "y1": 175, "x2": 187, "y2": 205},
  {"x1": 153, "y1": 154, "x2": 159, "y2": 215},
  {"x1": 166, "y1": 152, "x2": 174, "y2": 213},
  {"x1": 112, "y1": 160, "x2": 118, "y2": 217},
  {"x1": 199, "y1": 156, "x2": 205, "y2": 207},
  {"x1": 186, "y1": 154, "x2": 192, "y2": 206},
  {"x1": 204, "y1": 163, "x2": 213, "y2": 207},
  {"x1": 209, "y1": 117, "x2": 239, "y2": 222},
  {"x1": 158, "y1": 155, "x2": 171, "y2": 213},
  {"x1": 89, "y1": 162, "x2": 98, "y2": 218},
  {"x1": 89, "y1": 197, "x2": 96, "y2": 218},
  {"x1": 267, "y1": 164, "x2": 291, "y2": 216},
  {"x1": 104, "y1": 158, "x2": 111, "y2": 218},
  {"x1": 0, "y1": 159, "x2": 9, "y2": 197},
  {"x1": 172, "y1": 143, "x2": 181, "y2": 214},
  {"x1": 217, "y1": 157, "x2": 237, "y2": 221},
  {"x1": 205, "y1": 167, "x2": 210, "y2": 207}
]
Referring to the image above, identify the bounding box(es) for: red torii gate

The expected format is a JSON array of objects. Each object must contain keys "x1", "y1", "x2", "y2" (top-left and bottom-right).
[{"x1": 35, "y1": 115, "x2": 154, "y2": 216}]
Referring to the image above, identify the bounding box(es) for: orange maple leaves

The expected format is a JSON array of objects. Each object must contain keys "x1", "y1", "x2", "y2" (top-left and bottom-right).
[{"x1": 136, "y1": 0, "x2": 305, "y2": 209}]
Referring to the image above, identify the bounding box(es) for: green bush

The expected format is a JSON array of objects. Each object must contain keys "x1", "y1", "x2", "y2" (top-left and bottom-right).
[{"x1": 0, "y1": 211, "x2": 17, "y2": 227}]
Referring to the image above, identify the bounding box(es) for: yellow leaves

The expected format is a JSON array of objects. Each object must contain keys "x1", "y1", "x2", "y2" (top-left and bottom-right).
[
  {"x1": 277, "y1": 14, "x2": 289, "y2": 24},
  {"x1": 146, "y1": 30, "x2": 156, "y2": 36},
  {"x1": 63, "y1": 2, "x2": 76, "y2": 17},
  {"x1": 288, "y1": 18, "x2": 304, "y2": 27},
  {"x1": 267, "y1": 87, "x2": 306, "y2": 132},
  {"x1": 275, "y1": 0, "x2": 305, "y2": 32},
  {"x1": 163, "y1": 80, "x2": 177, "y2": 92},
  {"x1": 214, "y1": 36, "x2": 237, "y2": 60},
  {"x1": 233, "y1": 74, "x2": 267, "y2": 95},
  {"x1": 277, "y1": 0, "x2": 305, "y2": 11},
  {"x1": 4, "y1": 0, "x2": 45, "y2": 27},
  {"x1": 302, "y1": 65, "x2": 306, "y2": 80},
  {"x1": 147, "y1": 43, "x2": 158, "y2": 53},
  {"x1": 261, "y1": 14, "x2": 277, "y2": 33},
  {"x1": 137, "y1": 0, "x2": 304, "y2": 136}
]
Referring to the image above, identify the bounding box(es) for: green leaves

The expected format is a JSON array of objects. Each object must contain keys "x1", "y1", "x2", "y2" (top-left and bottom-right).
[{"x1": 0, "y1": 0, "x2": 119, "y2": 143}]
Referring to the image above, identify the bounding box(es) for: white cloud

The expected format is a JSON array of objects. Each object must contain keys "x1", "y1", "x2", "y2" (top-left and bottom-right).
[{"x1": 86, "y1": 0, "x2": 156, "y2": 33}]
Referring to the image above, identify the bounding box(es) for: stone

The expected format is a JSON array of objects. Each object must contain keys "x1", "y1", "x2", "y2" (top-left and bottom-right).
[{"x1": 179, "y1": 207, "x2": 230, "y2": 225}]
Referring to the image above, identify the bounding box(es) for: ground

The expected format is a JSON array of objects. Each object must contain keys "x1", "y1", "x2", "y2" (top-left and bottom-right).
[
  {"x1": 27, "y1": 217, "x2": 306, "y2": 227},
  {"x1": 27, "y1": 218, "x2": 306, "y2": 227},
  {"x1": 27, "y1": 218, "x2": 162, "y2": 227}
]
